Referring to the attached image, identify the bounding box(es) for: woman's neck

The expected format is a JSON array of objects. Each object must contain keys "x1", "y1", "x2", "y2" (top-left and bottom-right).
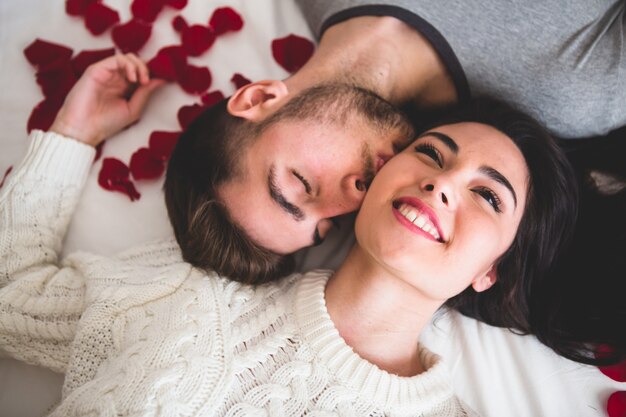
[{"x1": 324, "y1": 245, "x2": 442, "y2": 377}]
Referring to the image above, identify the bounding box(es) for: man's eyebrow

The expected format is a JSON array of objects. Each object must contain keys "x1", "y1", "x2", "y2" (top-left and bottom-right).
[
  {"x1": 268, "y1": 166, "x2": 305, "y2": 221},
  {"x1": 480, "y1": 166, "x2": 518, "y2": 208},
  {"x1": 418, "y1": 131, "x2": 459, "y2": 154}
]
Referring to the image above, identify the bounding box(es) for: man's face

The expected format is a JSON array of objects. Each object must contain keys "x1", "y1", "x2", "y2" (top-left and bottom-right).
[{"x1": 218, "y1": 114, "x2": 410, "y2": 254}]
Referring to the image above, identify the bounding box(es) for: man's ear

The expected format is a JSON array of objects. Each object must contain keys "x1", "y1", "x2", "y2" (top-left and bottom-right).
[
  {"x1": 227, "y1": 80, "x2": 289, "y2": 122},
  {"x1": 471, "y1": 264, "x2": 497, "y2": 293}
]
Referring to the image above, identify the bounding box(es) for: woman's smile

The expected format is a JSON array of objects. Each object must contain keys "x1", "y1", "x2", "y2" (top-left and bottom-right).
[{"x1": 392, "y1": 198, "x2": 445, "y2": 242}]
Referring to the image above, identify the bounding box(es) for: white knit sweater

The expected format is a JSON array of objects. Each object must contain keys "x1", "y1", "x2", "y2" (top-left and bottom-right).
[{"x1": 0, "y1": 131, "x2": 476, "y2": 417}]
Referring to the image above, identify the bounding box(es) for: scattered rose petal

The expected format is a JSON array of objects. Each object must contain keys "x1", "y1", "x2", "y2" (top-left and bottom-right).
[
  {"x1": 0, "y1": 166, "x2": 13, "y2": 189},
  {"x1": 36, "y1": 61, "x2": 77, "y2": 98},
  {"x1": 84, "y1": 2, "x2": 120, "y2": 35},
  {"x1": 112, "y1": 19, "x2": 152, "y2": 53},
  {"x1": 177, "y1": 103, "x2": 205, "y2": 129},
  {"x1": 148, "y1": 45, "x2": 187, "y2": 81},
  {"x1": 181, "y1": 25, "x2": 216, "y2": 57},
  {"x1": 98, "y1": 157, "x2": 141, "y2": 201},
  {"x1": 201, "y1": 90, "x2": 225, "y2": 107},
  {"x1": 597, "y1": 345, "x2": 626, "y2": 382},
  {"x1": 178, "y1": 64, "x2": 211, "y2": 94},
  {"x1": 172, "y1": 15, "x2": 188, "y2": 32},
  {"x1": 231, "y1": 73, "x2": 251, "y2": 89},
  {"x1": 149, "y1": 131, "x2": 180, "y2": 161},
  {"x1": 209, "y1": 7, "x2": 244, "y2": 36},
  {"x1": 27, "y1": 98, "x2": 64, "y2": 133},
  {"x1": 94, "y1": 141, "x2": 105, "y2": 162},
  {"x1": 608, "y1": 391, "x2": 626, "y2": 417},
  {"x1": 130, "y1": 147, "x2": 164, "y2": 180},
  {"x1": 272, "y1": 34, "x2": 314, "y2": 73},
  {"x1": 65, "y1": 0, "x2": 100, "y2": 17},
  {"x1": 71, "y1": 48, "x2": 116, "y2": 77},
  {"x1": 166, "y1": 0, "x2": 187, "y2": 10},
  {"x1": 131, "y1": 0, "x2": 164, "y2": 23},
  {"x1": 24, "y1": 39, "x2": 73, "y2": 69}
]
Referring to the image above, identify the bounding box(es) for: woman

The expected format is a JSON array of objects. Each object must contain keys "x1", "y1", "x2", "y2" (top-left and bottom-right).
[{"x1": 0, "y1": 55, "x2": 576, "y2": 416}]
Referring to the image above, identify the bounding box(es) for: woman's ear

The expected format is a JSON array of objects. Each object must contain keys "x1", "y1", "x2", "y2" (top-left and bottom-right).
[
  {"x1": 471, "y1": 265, "x2": 497, "y2": 292},
  {"x1": 227, "y1": 80, "x2": 289, "y2": 122}
]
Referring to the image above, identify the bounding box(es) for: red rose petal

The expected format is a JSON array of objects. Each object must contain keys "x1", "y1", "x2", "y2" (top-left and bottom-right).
[
  {"x1": 131, "y1": 0, "x2": 164, "y2": 23},
  {"x1": 148, "y1": 45, "x2": 187, "y2": 81},
  {"x1": 36, "y1": 60, "x2": 77, "y2": 98},
  {"x1": 231, "y1": 73, "x2": 251, "y2": 89},
  {"x1": 597, "y1": 345, "x2": 626, "y2": 382},
  {"x1": 271, "y1": 34, "x2": 314, "y2": 73},
  {"x1": 0, "y1": 166, "x2": 13, "y2": 189},
  {"x1": 608, "y1": 391, "x2": 626, "y2": 417},
  {"x1": 172, "y1": 15, "x2": 188, "y2": 32},
  {"x1": 166, "y1": 0, "x2": 187, "y2": 10},
  {"x1": 84, "y1": 2, "x2": 120, "y2": 35},
  {"x1": 27, "y1": 97, "x2": 64, "y2": 133},
  {"x1": 201, "y1": 90, "x2": 225, "y2": 107},
  {"x1": 66, "y1": 0, "x2": 100, "y2": 17},
  {"x1": 98, "y1": 157, "x2": 141, "y2": 201},
  {"x1": 149, "y1": 131, "x2": 180, "y2": 161},
  {"x1": 177, "y1": 103, "x2": 205, "y2": 129},
  {"x1": 112, "y1": 19, "x2": 152, "y2": 53},
  {"x1": 130, "y1": 147, "x2": 164, "y2": 180},
  {"x1": 181, "y1": 25, "x2": 216, "y2": 57},
  {"x1": 24, "y1": 39, "x2": 73, "y2": 69},
  {"x1": 178, "y1": 64, "x2": 211, "y2": 94},
  {"x1": 209, "y1": 7, "x2": 244, "y2": 36},
  {"x1": 71, "y1": 48, "x2": 116, "y2": 78}
]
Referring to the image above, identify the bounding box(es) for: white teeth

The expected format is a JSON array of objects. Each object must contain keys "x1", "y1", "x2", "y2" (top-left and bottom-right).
[
  {"x1": 397, "y1": 203, "x2": 441, "y2": 241},
  {"x1": 415, "y1": 215, "x2": 427, "y2": 228}
]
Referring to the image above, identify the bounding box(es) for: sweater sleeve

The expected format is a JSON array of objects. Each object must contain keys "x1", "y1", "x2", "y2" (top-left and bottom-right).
[{"x1": 0, "y1": 130, "x2": 95, "y2": 373}]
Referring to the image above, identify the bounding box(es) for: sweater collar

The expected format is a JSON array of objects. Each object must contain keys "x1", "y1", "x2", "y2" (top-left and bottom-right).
[{"x1": 293, "y1": 270, "x2": 454, "y2": 414}]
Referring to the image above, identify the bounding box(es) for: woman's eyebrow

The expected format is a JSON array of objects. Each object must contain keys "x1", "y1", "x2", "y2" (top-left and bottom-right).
[
  {"x1": 417, "y1": 131, "x2": 459, "y2": 154},
  {"x1": 480, "y1": 166, "x2": 518, "y2": 207}
]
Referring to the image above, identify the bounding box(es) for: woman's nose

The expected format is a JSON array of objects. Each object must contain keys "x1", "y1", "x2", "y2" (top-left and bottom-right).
[{"x1": 422, "y1": 178, "x2": 456, "y2": 209}]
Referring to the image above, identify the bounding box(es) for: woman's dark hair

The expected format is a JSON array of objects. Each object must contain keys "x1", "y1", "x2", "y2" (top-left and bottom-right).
[{"x1": 412, "y1": 98, "x2": 621, "y2": 365}]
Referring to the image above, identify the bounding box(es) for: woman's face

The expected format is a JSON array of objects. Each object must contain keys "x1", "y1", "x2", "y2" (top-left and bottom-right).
[{"x1": 355, "y1": 122, "x2": 529, "y2": 302}]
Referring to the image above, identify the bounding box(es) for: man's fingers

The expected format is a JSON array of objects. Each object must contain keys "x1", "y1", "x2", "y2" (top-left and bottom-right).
[
  {"x1": 125, "y1": 53, "x2": 150, "y2": 85},
  {"x1": 127, "y1": 79, "x2": 166, "y2": 120},
  {"x1": 116, "y1": 54, "x2": 139, "y2": 83}
]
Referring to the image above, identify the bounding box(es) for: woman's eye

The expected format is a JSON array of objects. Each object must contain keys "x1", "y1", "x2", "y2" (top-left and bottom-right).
[
  {"x1": 414, "y1": 143, "x2": 443, "y2": 167},
  {"x1": 473, "y1": 187, "x2": 502, "y2": 213}
]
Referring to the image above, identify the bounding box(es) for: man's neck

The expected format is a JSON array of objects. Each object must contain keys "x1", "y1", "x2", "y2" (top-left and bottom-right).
[{"x1": 285, "y1": 16, "x2": 457, "y2": 108}]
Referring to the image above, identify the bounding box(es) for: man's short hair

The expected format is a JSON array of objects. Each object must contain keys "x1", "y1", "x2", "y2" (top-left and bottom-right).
[{"x1": 164, "y1": 84, "x2": 413, "y2": 284}]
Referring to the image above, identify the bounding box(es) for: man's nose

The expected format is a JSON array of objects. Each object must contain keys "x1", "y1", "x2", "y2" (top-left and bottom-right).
[{"x1": 318, "y1": 174, "x2": 367, "y2": 217}]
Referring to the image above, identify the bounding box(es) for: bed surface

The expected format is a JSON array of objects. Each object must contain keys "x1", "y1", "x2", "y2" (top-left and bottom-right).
[{"x1": 1, "y1": 1, "x2": 624, "y2": 416}]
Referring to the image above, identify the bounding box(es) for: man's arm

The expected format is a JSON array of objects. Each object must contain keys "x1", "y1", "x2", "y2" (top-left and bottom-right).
[{"x1": 0, "y1": 54, "x2": 163, "y2": 372}]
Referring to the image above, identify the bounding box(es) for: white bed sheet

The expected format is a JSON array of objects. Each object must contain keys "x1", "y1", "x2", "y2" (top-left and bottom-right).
[{"x1": 0, "y1": 1, "x2": 623, "y2": 416}]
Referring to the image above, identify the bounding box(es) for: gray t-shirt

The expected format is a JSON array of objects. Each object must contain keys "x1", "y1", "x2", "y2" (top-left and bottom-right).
[{"x1": 296, "y1": 0, "x2": 626, "y2": 139}]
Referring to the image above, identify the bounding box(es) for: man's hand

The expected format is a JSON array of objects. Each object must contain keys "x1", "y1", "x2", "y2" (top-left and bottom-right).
[{"x1": 50, "y1": 53, "x2": 165, "y2": 147}]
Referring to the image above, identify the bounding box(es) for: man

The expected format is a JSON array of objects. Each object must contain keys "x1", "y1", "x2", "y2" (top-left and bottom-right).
[{"x1": 163, "y1": 0, "x2": 625, "y2": 283}]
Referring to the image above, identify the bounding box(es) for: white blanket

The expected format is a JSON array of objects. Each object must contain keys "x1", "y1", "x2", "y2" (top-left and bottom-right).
[{"x1": 0, "y1": 1, "x2": 623, "y2": 416}]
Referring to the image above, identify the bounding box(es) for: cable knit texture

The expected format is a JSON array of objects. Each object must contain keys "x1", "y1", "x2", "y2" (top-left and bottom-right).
[{"x1": 0, "y1": 131, "x2": 477, "y2": 416}]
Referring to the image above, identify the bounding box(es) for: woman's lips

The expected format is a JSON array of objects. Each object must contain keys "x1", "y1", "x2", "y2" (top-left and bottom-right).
[{"x1": 392, "y1": 197, "x2": 445, "y2": 243}]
